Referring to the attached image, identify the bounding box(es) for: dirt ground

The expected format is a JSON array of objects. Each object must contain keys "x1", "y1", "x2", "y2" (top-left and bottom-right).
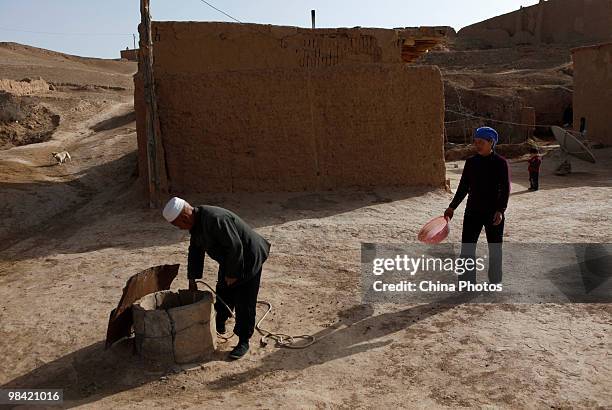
[
  {"x1": 419, "y1": 41, "x2": 575, "y2": 144},
  {"x1": 0, "y1": 44, "x2": 610, "y2": 409}
]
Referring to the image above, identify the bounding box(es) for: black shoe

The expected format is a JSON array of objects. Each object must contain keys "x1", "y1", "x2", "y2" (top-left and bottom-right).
[{"x1": 229, "y1": 340, "x2": 249, "y2": 360}]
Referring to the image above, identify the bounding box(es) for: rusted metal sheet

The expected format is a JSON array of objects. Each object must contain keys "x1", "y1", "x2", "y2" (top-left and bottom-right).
[{"x1": 105, "y1": 264, "x2": 179, "y2": 348}]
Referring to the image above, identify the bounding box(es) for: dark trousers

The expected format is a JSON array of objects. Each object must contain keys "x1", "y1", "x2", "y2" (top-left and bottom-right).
[
  {"x1": 529, "y1": 171, "x2": 539, "y2": 190},
  {"x1": 460, "y1": 211, "x2": 504, "y2": 284},
  {"x1": 215, "y1": 269, "x2": 261, "y2": 342}
]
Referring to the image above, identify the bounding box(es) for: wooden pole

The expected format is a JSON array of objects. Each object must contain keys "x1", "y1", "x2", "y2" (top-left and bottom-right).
[{"x1": 139, "y1": 0, "x2": 166, "y2": 208}]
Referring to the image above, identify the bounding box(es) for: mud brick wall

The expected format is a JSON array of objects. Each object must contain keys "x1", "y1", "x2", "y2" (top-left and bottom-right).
[
  {"x1": 458, "y1": 0, "x2": 612, "y2": 48},
  {"x1": 572, "y1": 42, "x2": 612, "y2": 145},
  {"x1": 150, "y1": 22, "x2": 406, "y2": 74},
  {"x1": 136, "y1": 22, "x2": 445, "y2": 193}
]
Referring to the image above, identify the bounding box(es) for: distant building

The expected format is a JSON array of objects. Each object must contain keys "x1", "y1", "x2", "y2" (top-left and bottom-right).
[
  {"x1": 120, "y1": 48, "x2": 138, "y2": 61},
  {"x1": 571, "y1": 41, "x2": 612, "y2": 145}
]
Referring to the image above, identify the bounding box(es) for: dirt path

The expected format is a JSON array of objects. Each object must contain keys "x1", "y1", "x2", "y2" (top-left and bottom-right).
[
  {"x1": 0, "y1": 90, "x2": 136, "y2": 251},
  {"x1": 0, "y1": 41, "x2": 610, "y2": 410},
  {"x1": 0, "y1": 127, "x2": 610, "y2": 408}
]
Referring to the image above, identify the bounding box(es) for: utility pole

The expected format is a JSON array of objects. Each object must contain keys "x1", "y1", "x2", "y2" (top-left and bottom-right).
[
  {"x1": 140, "y1": 0, "x2": 167, "y2": 207},
  {"x1": 133, "y1": 33, "x2": 136, "y2": 50},
  {"x1": 311, "y1": 10, "x2": 316, "y2": 29}
]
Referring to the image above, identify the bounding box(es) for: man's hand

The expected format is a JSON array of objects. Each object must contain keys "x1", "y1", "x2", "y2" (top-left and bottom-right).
[
  {"x1": 189, "y1": 279, "x2": 198, "y2": 291},
  {"x1": 444, "y1": 207, "x2": 454, "y2": 221},
  {"x1": 492, "y1": 211, "x2": 503, "y2": 226},
  {"x1": 225, "y1": 277, "x2": 238, "y2": 286}
]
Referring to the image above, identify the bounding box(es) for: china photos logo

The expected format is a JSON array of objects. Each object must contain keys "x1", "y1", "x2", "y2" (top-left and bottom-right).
[{"x1": 370, "y1": 254, "x2": 503, "y2": 292}]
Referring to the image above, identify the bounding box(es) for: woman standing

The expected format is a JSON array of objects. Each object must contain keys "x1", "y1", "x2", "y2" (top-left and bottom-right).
[{"x1": 444, "y1": 127, "x2": 510, "y2": 284}]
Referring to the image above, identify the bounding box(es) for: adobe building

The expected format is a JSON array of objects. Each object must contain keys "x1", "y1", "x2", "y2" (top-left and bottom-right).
[
  {"x1": 458, "y1": 0, "x2": 612, "y2": 48},
  {"x1": 120, "y1": 48, "x2": 138, "y2": 61},
  {"x1": 571, "y1": 42, "x2": 612, "y2": 145},
  {"x1": 135, "y1": 22, "x2": 448, "y2": 194}
]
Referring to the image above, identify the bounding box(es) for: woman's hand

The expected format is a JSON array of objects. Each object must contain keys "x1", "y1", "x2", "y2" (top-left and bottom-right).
[{"x1": 444, "y1": 207, "x2": 454, "y2": 220}]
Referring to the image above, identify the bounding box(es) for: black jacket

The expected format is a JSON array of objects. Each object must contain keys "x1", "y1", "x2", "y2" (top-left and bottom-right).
[
  {"x1": 449, "y1": 152, "x2": 510, "y2": 214},
  {"x1": 187, "y1": 206, "x2": 270, "y2": 281}
]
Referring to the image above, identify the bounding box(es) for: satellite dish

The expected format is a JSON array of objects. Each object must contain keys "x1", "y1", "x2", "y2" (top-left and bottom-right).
[{"x1": 551, "y1": 126, "x2": 596, "y2": 164}]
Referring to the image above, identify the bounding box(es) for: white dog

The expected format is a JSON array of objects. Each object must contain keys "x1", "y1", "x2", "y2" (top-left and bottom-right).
[{"x1": 51, "y1": 151, "x2": 71, "y2": 164}]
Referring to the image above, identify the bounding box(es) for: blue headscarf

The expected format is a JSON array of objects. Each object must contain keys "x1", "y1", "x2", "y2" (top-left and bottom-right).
[{"x1": 474, "y1": 127, "x2": 499, "y2": 146}]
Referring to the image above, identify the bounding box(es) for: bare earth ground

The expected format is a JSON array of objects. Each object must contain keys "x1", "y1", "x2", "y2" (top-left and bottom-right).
[
  {"x1": 419, "y1": 41, "x2": 575, "y2": 145},
  {"x1": 0, "y1": 44, "x2": 610, "y2": 409}
]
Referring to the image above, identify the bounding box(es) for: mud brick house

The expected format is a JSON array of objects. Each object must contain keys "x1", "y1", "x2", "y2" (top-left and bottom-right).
[
  {"x1": 120, "y1": 48, "x2": 138, "y2": 61},
  {"x1": 571, "y1": 41, "x2": 612, "y2": 145},
  {"x1": 135, "y1": 22, "x2": 448, "y2": 194}
]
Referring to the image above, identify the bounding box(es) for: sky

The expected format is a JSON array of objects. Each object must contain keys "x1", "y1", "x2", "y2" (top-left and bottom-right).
[{"x1": 0, "y1": 0, "x2": 540, "y2": 59}]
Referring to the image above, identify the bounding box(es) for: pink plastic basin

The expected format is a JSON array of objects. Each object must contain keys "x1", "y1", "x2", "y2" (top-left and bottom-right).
[{"x1": 418, "y1": 216, "x2": 450, "y2": 244}]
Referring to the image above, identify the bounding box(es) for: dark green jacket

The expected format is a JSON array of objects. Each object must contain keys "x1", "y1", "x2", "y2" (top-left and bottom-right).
[{"x1": 187, "y1": 205, "x2": 270, "y2": 281}]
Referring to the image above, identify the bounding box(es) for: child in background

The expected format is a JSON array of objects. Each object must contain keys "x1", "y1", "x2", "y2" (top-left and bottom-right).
[{"x1": 528, "y1": 147, "x2": 542, "y2": 191}]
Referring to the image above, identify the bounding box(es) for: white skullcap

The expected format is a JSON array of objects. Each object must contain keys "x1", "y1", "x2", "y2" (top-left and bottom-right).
[{"x1": 162, "y1": 197, "x2": 186, "y2": 222}]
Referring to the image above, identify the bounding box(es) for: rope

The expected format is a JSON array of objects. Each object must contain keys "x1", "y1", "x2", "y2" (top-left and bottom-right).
[
  {"x1": 195, "y1": 0, "x2": 296, "y2": 44},
  {"x1": 198, "y1": 0, "x2": 244, "y2": 24},
  {"x1": 444, "y1": 108, "x2": 570, "y2": 130},
  {"x1": 444, "y1": 118, "x2": 473, "y2": 125},
  {"x1": 196, "y1": 280, "x2": 316, "y2": 349}
]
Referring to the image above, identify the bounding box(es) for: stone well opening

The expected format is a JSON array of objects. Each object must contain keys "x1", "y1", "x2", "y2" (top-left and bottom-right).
[{"x1": 132, "y1": 289, "x2": 216, "y2": 364}]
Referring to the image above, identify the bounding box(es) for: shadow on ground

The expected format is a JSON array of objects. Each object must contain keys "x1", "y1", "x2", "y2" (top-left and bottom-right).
[
  {"x1": 1, "y1": 294, "x2": 478, "y2": 406},
  {"x1": 511, "y1": 170, "x2": 611, "y2": 196},
  {"x1": 209, "y1": 293, "x2": 481, "y2": 390},
  {"x1": 1, "y1": 145, "x2": 436, "y2": 260},
  {"x1": 0, "y1": 152, "x2": 147, "y2": 259},
  {"x1": 90, "y1": 111, "x2": 136, "y2": 132},
  {"x1": 0, "y1": 339, "x2": 224, "y2": 408}
]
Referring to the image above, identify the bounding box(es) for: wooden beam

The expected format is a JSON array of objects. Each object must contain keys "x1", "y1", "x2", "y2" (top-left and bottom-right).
[{"x1": 139, "y1": 0, "x2": 167, "y2": 208}]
